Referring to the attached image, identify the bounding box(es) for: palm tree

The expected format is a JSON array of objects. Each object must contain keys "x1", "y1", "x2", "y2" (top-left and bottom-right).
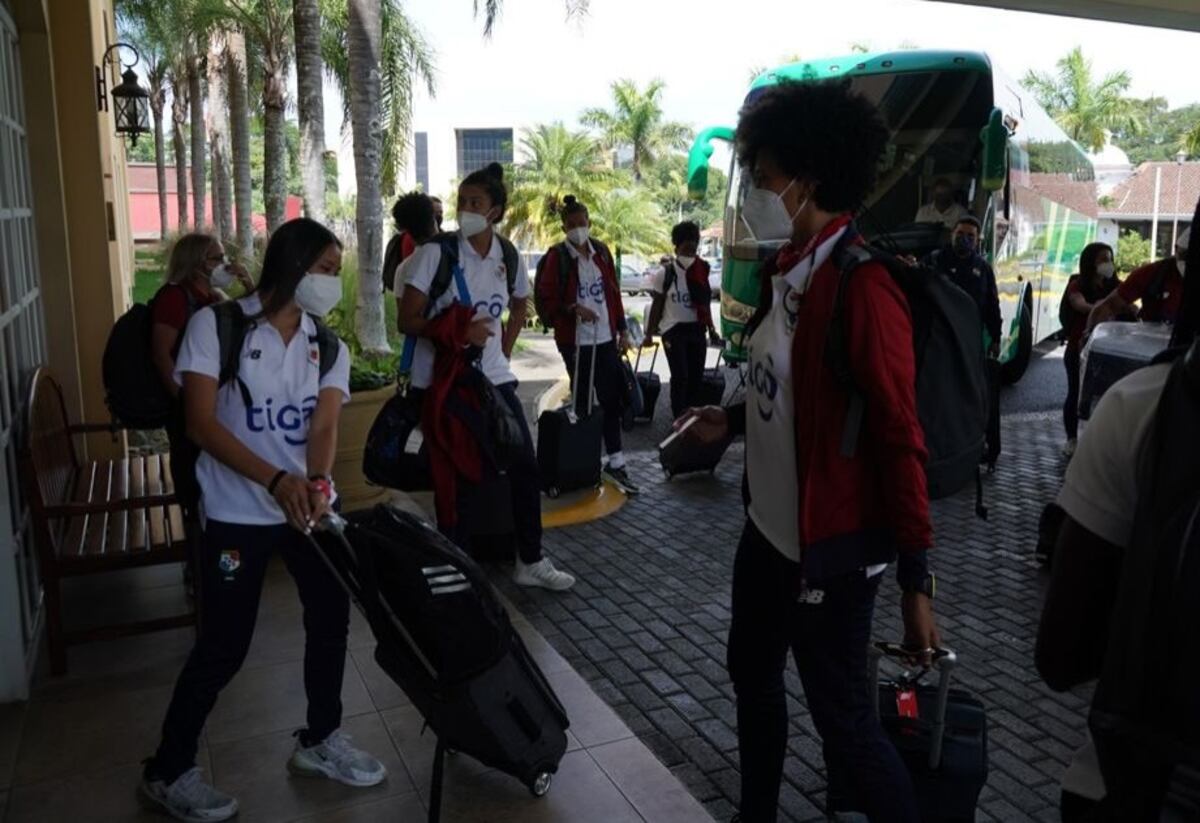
[
  {"x1": 169, "y1": 69, "x2": 189, "y2": 230},
  {"x1": 186, "y1": 40, "x2": 207, "y2": 230},
  {"x1": 321, "y1": 0, "x2": 436, "y2": 198},
  {"x1": 346, "y1": 0, "x2": 388, "y2": 352},
  {"x1": 201, "y1": 0, "x2": 293, "y2": 233},
  {"x1": 226, "y1": 30, "x2": 254, "y2": 258},
  {"x1": 1021, "y1": 47, "x2": 1143, "y2": 153},
  {"x1": 294, "y1": 0, "x2": 326, "y2": 223},
  {"x1": 589, "y1": 187, "x2": 667, "y2": 260},
  {"x1": 208, "y1": 31, "x2": 234, "y2": 243},
  {"x1": 1183, "y1": 123, "x2": 1200, "y2": 160},
  {"x1": 118, "y1": 4, "x2": 171, "y2": 240},
  {"x1": 504, "y1": 123, "x2": 612, "y2": 249},
  {"x1": 582, "y1": 79, "x2": 692, "y2": 183},
  {"x1": 474, "y1": 0, "x2": 588, "y2": 35}
]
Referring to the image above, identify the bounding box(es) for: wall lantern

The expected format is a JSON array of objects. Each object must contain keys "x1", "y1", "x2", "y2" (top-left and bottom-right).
[{"x1": 95, "y1": 43, "x2": 151, "y2": 146}]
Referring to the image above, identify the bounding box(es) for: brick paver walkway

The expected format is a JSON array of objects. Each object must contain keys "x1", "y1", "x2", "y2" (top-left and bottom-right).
[{"x1": 493, "y1": 384, "x2": 1089, "y2": 822}]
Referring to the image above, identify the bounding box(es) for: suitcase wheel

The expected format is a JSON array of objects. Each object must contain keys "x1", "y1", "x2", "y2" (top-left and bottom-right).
[
  {"x1": 547, "y1": 486, "x2": 560, "y2": 499},
  {"x1": 530, "y1": 772, "x2": 553, "y2": 797}
]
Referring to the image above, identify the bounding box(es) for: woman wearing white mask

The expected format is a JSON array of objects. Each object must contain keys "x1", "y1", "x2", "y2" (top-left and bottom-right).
[
  {"x1": 399, "y1": 164, "x2": 576, "y2": 591},
  {"x1": 151, "y1": 233, "x2": 254, "y2": 399},
  {"x1": 1060, "y1": 242, "x2": 1121, "y2": 457},
  {"x1": 677, "y1": 80, "x2": 938, "y2": 823},
  {"x1": 139, "y1": 219, "x2": 386, "y2": 823},
  {"x1": 153, "y1": 234, "x2": 255, "y2": 519}
]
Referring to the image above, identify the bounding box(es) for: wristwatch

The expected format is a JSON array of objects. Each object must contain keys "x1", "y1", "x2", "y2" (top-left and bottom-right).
[{"x1": 902, "y1": 572, "x2": 936, "y2": 600}]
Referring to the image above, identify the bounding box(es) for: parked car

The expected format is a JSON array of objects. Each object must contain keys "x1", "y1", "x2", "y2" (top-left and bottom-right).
[
  {"x1": 707, "y1": 258, "x2": 722, "y2": 298},
  {"x1": 620, "y1": 263, "x2": 647, "y2": 295},
  {"x1": 1078, "y1": 321, "x2": 1172, "y2": 420}
]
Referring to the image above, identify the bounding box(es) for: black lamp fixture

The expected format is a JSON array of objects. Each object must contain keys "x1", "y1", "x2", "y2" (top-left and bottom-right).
[{"x1": 95, "y1": 42, "x2": 151, "y2": 146}]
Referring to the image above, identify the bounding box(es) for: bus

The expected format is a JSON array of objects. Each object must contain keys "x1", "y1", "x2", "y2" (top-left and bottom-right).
[{"x1": 688, "y1": 50, "x2": 1097, "y2": 382}]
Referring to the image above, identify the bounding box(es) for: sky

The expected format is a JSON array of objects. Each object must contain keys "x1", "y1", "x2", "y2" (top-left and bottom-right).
[{"x1": 322, "y1": 0, "x2": 1200, "y2": 192}]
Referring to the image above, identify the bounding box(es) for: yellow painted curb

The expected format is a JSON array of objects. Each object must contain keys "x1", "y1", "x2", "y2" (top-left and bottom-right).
[{"x1": 533, "y1": 379, "x2": 629, "y2": 529}]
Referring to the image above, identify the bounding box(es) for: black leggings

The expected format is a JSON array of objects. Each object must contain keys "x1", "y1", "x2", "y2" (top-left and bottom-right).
[
  {"x1": 149, "y1": 518, "x2": 350, "y2": 782},
  {"x1": 1064, "y1": 346, "x2": 1082, "y2": 440},
  {"x1": 727, "y1": 521, "x2": 918, "y2": 822},
  {"x1": 664, "y1": 323, "x2": 707, "y2": 418},
  {"x1": 560, "y1": 341, "x2": 623, "y2": 456}
]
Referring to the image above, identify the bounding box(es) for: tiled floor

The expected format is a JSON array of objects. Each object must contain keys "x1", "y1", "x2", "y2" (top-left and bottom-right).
[{"x1": 0, "y1": 549, "x2": 712, "y2": 822}]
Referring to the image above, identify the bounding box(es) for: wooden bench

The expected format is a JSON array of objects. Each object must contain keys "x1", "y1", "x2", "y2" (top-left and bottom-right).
[{"x1": 19, "y1": 368, "x2": 197, "y2": 675}]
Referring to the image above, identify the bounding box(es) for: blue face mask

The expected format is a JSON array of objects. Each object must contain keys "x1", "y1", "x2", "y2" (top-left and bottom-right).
[{"x1": 954, "y1": 234, "x2": 977, "y2": 256}]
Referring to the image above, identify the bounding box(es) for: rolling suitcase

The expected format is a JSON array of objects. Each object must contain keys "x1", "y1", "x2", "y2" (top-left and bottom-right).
[
  {"x1": 658, "y1": 413, "x2": 732, "y2": 478},
  {"x1": 537, "y1": 333, "x2": 603, "y2": 498},
  {"x1": 633, "y1": 344, "x2": 663, "y2": 423},
  {"x1": 619, "y1": 354, "x2": 643, "y2": 432},
  {"x1": 869, "y1": 643, "x2": 988, "y2": 823},
  {"x1": 309, "y1": 507, "x2": 569, "y2": 823},
  {"x1": 698, "y1": 346, "x2": 727, "y2": 407}
]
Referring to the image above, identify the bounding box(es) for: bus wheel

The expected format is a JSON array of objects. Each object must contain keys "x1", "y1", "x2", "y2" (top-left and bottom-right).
[{"x1": 1001, "y1": 293, "x2": 1034, "y2": 385}]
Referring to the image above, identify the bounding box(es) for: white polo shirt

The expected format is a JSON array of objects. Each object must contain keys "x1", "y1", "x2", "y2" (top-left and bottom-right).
[
  {"x1": 650, "y1": 261, "x2": 700, "y2": 334},
  {"x1": 1055, "y1": 362, "x2": 1170, "y2": 801},
  {"x1": 174, "y1": 293, "x2": 351, "y2": 526},
  {"x1": 568, "y1": 241, "x2": 612, "y2": 347},
  {"x1": 402, "y1": 233, "x2": 530, "y2": 389}
]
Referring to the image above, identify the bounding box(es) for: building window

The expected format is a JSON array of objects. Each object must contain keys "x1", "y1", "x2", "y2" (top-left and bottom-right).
[
  {"x1": 455, "y1": 128, "x2": 513, "y2": 179},
  {"x1": 414, "y1": 132, "x2": 429, "y2": 193},
  {"x1": 0, "y1": 3, "x2": 47, "y2": 689}
]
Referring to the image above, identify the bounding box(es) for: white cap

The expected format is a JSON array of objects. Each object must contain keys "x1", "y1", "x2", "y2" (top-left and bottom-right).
[{"x1": 1177, "y1": 226, "x2": 1190, "y2": 253}]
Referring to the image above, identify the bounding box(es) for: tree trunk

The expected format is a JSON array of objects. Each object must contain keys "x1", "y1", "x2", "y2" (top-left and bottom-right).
[
  {"x1": 262, "y1": 47, "x2": 288, "y2": 235},
  {"x1": 348, "y1": 0, "x2": 388, "y2": 352},
  {"x1": 187, "y1": 51, "x2": 207, "y2": 231},
  {"x1": 294, "y1": 0, "x2": 327, "y2": 224},
  {"x1": 207, "y1": 33, "x2": 234, "y2": 245},
  {"x1": 226, "y1": 32, "x2": 253, "y2": 259},
  {"x1": 171, "y1": 74, "x2": 189, "y2": 232},
  {"x1": 151, "y1": 87, "x2": 168, "y2": 242}
]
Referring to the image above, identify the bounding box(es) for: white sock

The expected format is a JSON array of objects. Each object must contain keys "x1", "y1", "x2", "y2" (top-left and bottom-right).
[{"x1": 607, "y1": 452, "x2": 626, "y2": 470}]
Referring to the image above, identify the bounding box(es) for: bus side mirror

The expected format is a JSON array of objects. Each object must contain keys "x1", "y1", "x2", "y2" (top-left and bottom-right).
[
  {"x1": 688, "y1": 126, "x2": 735, "y2": 201},
  {"x1": 980, "y1": 108, "x2": 1008, "y2": 192}
]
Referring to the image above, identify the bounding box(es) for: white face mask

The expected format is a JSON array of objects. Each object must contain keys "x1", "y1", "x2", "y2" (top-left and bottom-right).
[
  {"x1": 209, "y1": 262, "x2": 235, "y2": 289},
  {"x1": 1178, "y1": 258, "x2": 1187, "y2": 277},
  {"x1": 293, "y1": 273, "x2": 342, "y2": 317},
  {"x1": 1096, "y1": 261, "x2": 1115, "y2": 279},
  {"x1": 458, "y1": 210, "x2": 492, "y2": 238},
  {"x1": 741, "y1": 178, "x2": 806, "y2": 242},
  {"x1": 676, "y1": 256, "x2": 696, "y2": 269},
  {"x1": 567, "y1": 226, "x2": 590, "y2": 246}
]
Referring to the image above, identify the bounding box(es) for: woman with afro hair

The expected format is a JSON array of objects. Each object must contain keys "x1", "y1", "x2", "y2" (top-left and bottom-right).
[{"x1": 678, "y1": 79, "x2": 940, "y2": 822}]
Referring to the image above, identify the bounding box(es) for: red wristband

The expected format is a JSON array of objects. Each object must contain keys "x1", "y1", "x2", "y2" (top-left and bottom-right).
[{"x1": 310, "y1": 478, "x2": 333, "y2": 500}]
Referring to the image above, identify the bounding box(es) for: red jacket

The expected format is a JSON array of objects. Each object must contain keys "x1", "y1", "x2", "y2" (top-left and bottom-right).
[
  {"x1": 535, "y1": 241, "x2": 627, "y2": 347},
  {"x1": 422, "y1": 305, "x2": 482, "y2": 530},
  {"x1": 735, "y1": 218, "x2": 931, "y2": 579},
  {"x1": 1118, "y1": 257, "x2": 1184, "y2": 323}
]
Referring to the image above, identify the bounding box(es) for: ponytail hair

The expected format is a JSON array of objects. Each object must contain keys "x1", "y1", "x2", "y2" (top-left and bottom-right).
[
  {"x1": 558, "y1": 194, "x2": 589, "y2": 221},
  {"x1": 460, "y1": 162, "x2": 508, "y2": 222}
]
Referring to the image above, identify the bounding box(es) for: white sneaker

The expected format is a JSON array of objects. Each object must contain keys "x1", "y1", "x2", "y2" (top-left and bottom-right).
[
  {"x1": 138, "y1": 767, "x2": 238, "y2": 822},
  {"x1": 287, "y1": 730, "x2": 387, "y2": 787},
  {"x1": 513, "y1": 557, "x2": 576, "y2": 591},
  {"x1": 1062, "y1": 438, "x2": 1077, "y2": 459}
]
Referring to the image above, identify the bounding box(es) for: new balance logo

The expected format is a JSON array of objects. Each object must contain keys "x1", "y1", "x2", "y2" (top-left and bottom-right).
[{"x1": 422, "y1": 565, "x2": 470, "y2": 596}]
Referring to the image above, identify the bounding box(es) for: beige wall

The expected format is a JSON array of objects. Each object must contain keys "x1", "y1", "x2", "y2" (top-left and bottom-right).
[{"x1": 44, "y1": 0, "x2": 135, "y2": 457}]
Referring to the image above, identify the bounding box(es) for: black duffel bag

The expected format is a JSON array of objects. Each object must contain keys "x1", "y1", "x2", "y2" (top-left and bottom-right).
[{"x1": 363, "y1": 386, "x2": 432, "y2": 492}]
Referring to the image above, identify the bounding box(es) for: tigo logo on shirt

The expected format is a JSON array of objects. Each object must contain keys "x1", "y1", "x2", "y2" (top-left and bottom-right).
[
  {"x1": 473, "y1": 292, "x2": 507, "y2": 319},
  {"x1": 578, "y1": 280, "x2": 605, "y2": 304},
  {"x1": 750, "y1": 352, "x2": 780, "y2": 422},
  {"x1": 245, "y1": 395, "x2": 318, "y2": 446},
  {"x1": 670, "y1": 288, "x2": 693, "y2": 308}
]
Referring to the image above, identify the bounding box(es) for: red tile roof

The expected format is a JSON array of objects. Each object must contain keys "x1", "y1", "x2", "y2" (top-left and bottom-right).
[{"x1": 1103, "y1": 161, "x2": 1200, "y2": 219}]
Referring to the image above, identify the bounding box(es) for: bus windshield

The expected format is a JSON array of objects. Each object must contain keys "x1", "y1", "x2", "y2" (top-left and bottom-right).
[{"x1": 726, "y1": 69, "x2": 994, "y2": 257}]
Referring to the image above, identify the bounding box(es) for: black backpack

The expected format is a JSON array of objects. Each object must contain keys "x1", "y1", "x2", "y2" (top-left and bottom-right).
[
  {"x1": 532, "y1": 239, "x2": 615, "y2": 332},
  {"x1": 827, "y1": 232, "x2": 989, "y2": 508},
  {"x1": 102, "y1": 285, "x2": 196, "y2": 430},
  {"x1": 1090, "y1": 341, "x2": 1200, "y2": 821}
]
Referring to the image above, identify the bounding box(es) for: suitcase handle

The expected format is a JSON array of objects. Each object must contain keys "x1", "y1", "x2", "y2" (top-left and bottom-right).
[
  {"x1": 571, "y1": 317, "x2": 599, "y2": 418},
  {"x1": 868, "y1": 642, "x2": 957, "y2": 771},
  {"x1": 633, "y1": 341, "x2": 659, "y2": 374}
]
